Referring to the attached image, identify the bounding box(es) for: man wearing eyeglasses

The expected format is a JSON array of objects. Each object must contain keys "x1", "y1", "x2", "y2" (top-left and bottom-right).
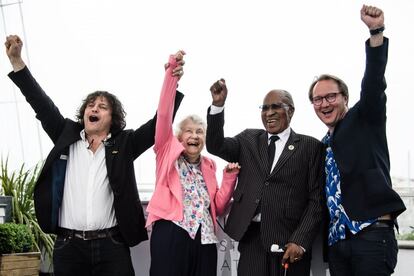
[
  {"x1": 308, "y1": 5, "x2": 406, "y2": 276},
  {"x1": 206, "y1": 83, "x2": 324, "y2": 275}
]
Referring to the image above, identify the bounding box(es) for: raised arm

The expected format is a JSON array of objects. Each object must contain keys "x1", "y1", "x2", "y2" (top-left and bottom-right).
[
  {"x1": 5, "y1": 35, "x2": 65, "y2": 143},
  {"x1": 206, "y1": 79, "x2": 240, "y2": 162},
  {"x1": 154, "y1": 50, "x2": 185, "y2": 151},
  {"x1": 359, "y1": 5, "x2": 388, "y2": 122},
  {"x1": 129, "y1": 51, "x2": 185, "y2": 159}
]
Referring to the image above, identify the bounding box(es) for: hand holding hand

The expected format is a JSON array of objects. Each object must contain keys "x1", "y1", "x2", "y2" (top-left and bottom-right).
[
  {"x1": 165, "y1": 50, "x2": 186, "y2": 80},
  {"x1": 282, "y1": 242, "x2": 304, "y2": 264},
  {"x1": 210, "y1": 78, "x2": 227, "y2": 107},
  {"x1": 225, "y1": 162, "x2": 241, "y2": 174}
]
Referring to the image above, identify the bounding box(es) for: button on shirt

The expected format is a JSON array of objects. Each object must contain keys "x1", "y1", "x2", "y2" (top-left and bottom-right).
[{"x1": 59, "y1": 130, "x2": 117, "y2": 231}]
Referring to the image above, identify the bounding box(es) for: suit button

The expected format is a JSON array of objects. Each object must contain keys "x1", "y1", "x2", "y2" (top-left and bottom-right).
[
  {"x1": 255, "y1": 199, "x2": 260, "y2": 204},
  {"x1": 264, "y1": 182, "x2": 269, "y2": 186}
]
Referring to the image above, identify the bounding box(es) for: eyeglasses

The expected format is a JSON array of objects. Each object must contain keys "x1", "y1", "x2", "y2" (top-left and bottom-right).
[
  {"x1": 259, "y1": 103, "x2": 290, "y2": 112},
  {"x1": 311, "y1": 92, "x2": 342, "y2": 106}
]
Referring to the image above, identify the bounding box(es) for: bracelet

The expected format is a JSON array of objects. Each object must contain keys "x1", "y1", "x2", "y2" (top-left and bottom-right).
[{"x1": 370, "y1": 26, "x2": 385, "y2": 36}]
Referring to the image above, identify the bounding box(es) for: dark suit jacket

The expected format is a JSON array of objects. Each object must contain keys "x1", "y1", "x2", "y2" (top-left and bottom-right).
[
  {"x1": 206, "y1": 113, "x2": 324, "y2": 251},
  {"x1": 330, "y1": 38, "x2": 405, "y2": 221},
  {"x1": 9, "y1": 67, "x2": 183, "y2": 247}
]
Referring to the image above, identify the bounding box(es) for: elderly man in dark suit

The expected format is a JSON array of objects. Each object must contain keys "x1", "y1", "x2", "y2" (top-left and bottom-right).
[
  {"x1": 206, "y1": 82, "x2": 324, "y2": 275},
  {"x1": 308, "y1": 5, "x2": 406, "y2": 276}
]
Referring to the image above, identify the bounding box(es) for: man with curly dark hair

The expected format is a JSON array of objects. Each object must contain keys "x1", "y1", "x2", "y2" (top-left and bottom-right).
[
  {"x1": 4, "y1": 34, "x2": 185, "y2": 276},
  {"x1": 76, "y1": 90, "x2": 127, "y2": 134}
]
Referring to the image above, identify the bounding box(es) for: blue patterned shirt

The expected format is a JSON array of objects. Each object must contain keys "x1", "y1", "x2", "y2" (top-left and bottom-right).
[{"x1": 323, "y1": 133, "x2": 376, "y2": 246}]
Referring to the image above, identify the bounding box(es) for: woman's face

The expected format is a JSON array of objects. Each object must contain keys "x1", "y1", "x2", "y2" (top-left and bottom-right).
[{"x1": 178, "y1": 120, "x2": 205, "y2": 162}]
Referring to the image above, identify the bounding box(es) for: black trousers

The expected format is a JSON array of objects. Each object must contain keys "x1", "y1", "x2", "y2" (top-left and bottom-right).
[
  {"x1": 237, "y1": 222, "x2": 311, "y2": 276},
  {"x1": 150, "y1": 220, "x2": 217, "y2": 276},
  {"x1": 328, "y1": 225, "x2": 398, "y2": 276},
  {"x1": 53, "y1": 231, "x2": 134, "y2": 276}
]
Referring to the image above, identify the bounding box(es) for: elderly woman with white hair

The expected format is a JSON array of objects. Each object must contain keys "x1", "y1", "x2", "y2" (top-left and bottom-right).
[{"x1": 146, "y1": 51, "x2": 240, "y2": 276}]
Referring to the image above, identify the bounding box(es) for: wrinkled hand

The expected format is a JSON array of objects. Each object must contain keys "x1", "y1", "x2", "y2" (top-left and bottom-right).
[
  {"x1": 165, "y1": 50, "x2": 186, "y2": 80},
  {"x1": 209, "y1": 78, "x2": 227, "y2": 107},
  {"x1": 225, "y1": 162, "x2": 241, "y2": 174},
  {"x1": 360, "y1": 5, "x2": 384, "y2": 30},
  {"x1": 282, "y1": 242, "x2": 304, "y2": 264}
]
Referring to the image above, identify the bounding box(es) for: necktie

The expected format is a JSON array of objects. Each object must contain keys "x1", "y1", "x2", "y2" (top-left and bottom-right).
[
  {"x1": 254, "y1": 135, "x2": 280, "y2": 217},
  {"x1": 268, "y1": 135, "x2": 279, "y2": 172}
]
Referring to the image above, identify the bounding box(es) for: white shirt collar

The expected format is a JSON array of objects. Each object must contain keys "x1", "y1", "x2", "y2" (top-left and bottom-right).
[
  {"x1": 80, "y1": 129, "x2": 112, "y2": 142},
  {"x1": 267, "y1": 127, "x2": 291, "y2": 143}
]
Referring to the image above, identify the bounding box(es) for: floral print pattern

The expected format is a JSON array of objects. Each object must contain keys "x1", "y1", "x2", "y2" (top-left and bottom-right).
[{"x1": 173, "y1": 155, "x2": 218, "y2": 244}]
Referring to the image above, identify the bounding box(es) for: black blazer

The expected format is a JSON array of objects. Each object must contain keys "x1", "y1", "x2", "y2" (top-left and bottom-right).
[
  {"x1": 206, "y1": 112, "x2": 324, "y2": 251},
  {"x1": 329, "y1": 38, "x2": 405, "y2": 221},
  {"x1": 9, "y1": 67, "x2": 184, "y2": 247}
]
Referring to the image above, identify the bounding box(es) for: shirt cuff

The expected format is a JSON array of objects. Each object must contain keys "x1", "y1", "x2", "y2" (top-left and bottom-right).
[{"x1": 210, "y1": 105, "x2": 224, "y2": 115}]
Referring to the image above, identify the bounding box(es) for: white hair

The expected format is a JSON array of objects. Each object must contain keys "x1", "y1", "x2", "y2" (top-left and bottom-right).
[{"x1": 175, "y1": 114, "x2": 207, "y2": 138}]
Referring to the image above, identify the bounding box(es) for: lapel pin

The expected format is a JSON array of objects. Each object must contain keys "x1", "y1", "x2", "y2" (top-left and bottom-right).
[
  {"x1": 112, "y1": 151, "x2": 118, "y2": 154},
  {"x1": 288, "y1": 145, "x2": 294, "y2": 150}
]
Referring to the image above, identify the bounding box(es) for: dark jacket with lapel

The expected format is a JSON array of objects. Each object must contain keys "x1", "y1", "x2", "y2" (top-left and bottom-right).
[
  {"x1": 206, "y1": 112, "x2": 324, "y2": 251},
  {"x1": 329, "y1": 38, "x2": 405, "y2": 221},
  {"x1": 9, "y1": 67, "x2": 184, "y2": 247}
]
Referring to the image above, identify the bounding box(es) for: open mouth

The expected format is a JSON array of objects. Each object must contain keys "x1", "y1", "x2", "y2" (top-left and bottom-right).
[
  {"x1": 266, "y1": 119, "x2": 278, "y2": 127},
  {"x1": 321, "y1": 109, "x2": 333, "y2": 116},
  {"x1": 89, "y1": 115, "x2": 99, "y2": 122},
  {"x1": 187, "y1": 142, "x2": 199, "y2": 147}
]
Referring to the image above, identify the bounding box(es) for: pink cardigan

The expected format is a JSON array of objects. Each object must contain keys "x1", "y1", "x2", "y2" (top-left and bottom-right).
[{"x1": 145, "y1": 56, "x2": 238, "y2": 232}]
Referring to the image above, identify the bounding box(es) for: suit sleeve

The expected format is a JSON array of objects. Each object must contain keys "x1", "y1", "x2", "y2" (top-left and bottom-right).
[
  {"x1": 206, "y1": 107, "x2": 240, "y2": 162},
  {"x1": 288, "y1": 143, "x2": 325, "y2": 250},
  {"x1": 359, "y1": 37, "x2": 388, "y2": 124},
  {"x1": 8, "y1": 66, "x2": 65, "y2": 143}
]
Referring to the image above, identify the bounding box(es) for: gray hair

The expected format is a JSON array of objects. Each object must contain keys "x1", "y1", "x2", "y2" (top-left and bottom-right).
[
  {"x1": 175, "y1": 114, "x2": 207, "y2": 138},
  {"x1": 269, "y1": 89, "x2": 295, "y2": 109},
  {"x1": 267, "y1": 89, "x2": 295, "y2": 119}
]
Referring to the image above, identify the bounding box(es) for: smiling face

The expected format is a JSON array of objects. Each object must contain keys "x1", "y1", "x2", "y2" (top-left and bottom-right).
[
  {"x1": 177, "y1": 118, "x2": 206, "y2": 163},
  {"x1": 311, "y1": 79, "x2": 348, "y2": 131},
  {"x1": 83, "y1": 96, "x2": 112, "y2": 136},
  {"x1": 261, "y1": 90, "x2": 294, "y2": 134}
]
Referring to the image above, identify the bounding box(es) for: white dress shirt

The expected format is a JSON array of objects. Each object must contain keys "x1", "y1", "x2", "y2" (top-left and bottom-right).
[{"x1": 59, "y1": 130, "x2": 117, "y2": 231}]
